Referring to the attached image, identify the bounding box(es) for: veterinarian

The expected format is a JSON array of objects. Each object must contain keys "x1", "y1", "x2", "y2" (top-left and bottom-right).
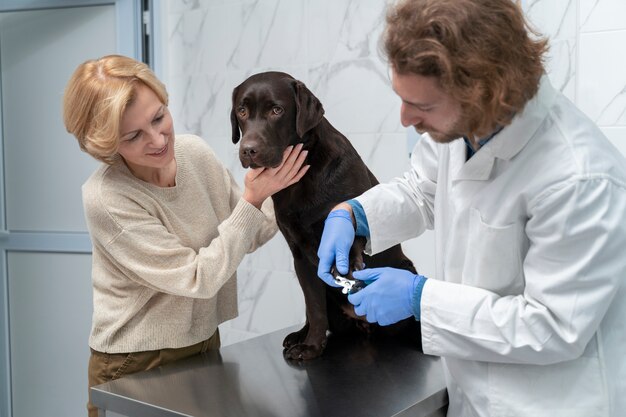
[
  {"x1": 63, "y1": 55, "x2": 309, "y2": 417},
  {"x1": 316, "y1": 0, "x2": 626, "y2": 416}
]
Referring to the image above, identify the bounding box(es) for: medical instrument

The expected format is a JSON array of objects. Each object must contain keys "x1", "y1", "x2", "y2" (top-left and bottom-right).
[{"x1": 333, "y1": 275, "x2": 368, "y2": 295}]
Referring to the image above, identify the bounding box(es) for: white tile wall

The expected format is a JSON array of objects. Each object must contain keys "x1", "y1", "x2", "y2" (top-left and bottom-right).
[
  {"x1": 159, "y1": 0, "x2": 626, "y2": 345},
  {"x1": 580, "y1": 0, "x2": 626, "y2": 32},
  {"x1": 578, "y1": 31, "x2": 626, "y2": 125}
]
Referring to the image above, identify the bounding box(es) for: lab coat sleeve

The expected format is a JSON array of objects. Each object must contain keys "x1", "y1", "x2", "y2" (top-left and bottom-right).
[
  {"x1": 420, "y1": 177, "x2": 626, "y2": 365},
  {"x1": 356, "y1": 136, "x2": 439, "y2": 255}
]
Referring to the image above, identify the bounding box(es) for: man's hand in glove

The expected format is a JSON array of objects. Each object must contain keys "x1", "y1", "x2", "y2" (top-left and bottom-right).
[
  {"x1": 348, "y1": 267, "x2": 426, "y2": 326},
  {"x1": 316, "y1": 207, "x2": 355, "y2": 287}
]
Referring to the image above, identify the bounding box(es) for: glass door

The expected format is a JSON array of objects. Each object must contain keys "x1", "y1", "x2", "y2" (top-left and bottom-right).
[{"x1": 0, "y1": 1, "x2": 143, "y2": 416}]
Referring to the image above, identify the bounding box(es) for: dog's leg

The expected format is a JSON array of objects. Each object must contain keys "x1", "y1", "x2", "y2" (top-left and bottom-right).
[
  {"x1": 283, "y1": 258, "x2": 329, "y2": 360},
  {"x1": 349, "y1": 237, "x2": 367, "y2": 274}
]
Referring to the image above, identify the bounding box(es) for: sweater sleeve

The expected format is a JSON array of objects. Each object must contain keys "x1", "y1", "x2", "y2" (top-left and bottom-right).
[
  {"x1": 224, "y1": 168, "x2": 278, "y2": 253},
  {"x1": 87, "y1": 191, "x2": 265, "y2": 300},
  {"x1": 83, "y1": 135, "x2": 273, "y2": 300}
]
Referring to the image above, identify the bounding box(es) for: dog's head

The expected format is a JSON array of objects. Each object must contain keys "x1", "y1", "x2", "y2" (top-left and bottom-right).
[{"x1": 231, "y1": 71, "x2": 324, "y2": 168}]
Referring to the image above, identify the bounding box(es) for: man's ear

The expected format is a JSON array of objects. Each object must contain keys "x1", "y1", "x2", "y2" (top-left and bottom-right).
[
  {"x1": 292, "y1": 80, "x2": 324, "y2": 138},
  {"x1": 230, "y1": 86, "x2": 241, "y2": 144}
]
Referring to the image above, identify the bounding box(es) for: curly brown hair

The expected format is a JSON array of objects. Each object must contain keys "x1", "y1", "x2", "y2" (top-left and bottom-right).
[{"x1": 383, "y1": 0, "x2": 548, "y2": 137}]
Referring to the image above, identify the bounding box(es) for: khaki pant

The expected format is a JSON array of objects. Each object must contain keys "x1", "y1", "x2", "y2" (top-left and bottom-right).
[{"x1": 87, "y1": 329, "x2": 220, "y2": 417}]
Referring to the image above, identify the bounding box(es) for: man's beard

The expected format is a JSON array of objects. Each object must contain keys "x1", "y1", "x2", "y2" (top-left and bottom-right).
[{"x1": 416, "y1": 114, "x2": 469, "y2": 143}]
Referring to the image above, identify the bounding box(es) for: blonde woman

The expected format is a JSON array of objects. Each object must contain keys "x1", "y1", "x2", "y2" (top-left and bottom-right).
[{"x1": 63, "y1": 54, "x2": 309, "y2": 417}]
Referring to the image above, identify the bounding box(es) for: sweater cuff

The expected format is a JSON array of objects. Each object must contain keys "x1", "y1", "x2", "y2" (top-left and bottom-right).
[
  {"x1": 411, "y1": 275, "x2": 427, "y2": 321},
  {"x1": 228, "y1": 198, "x2": 267, "y2": 233}
]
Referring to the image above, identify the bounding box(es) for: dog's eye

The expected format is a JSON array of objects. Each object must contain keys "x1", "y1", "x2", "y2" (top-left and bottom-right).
[
  {"x1": 237, "y1": 107, "x2": 247, "y2": 117},
  {"x1": 272, "y1": 106, "x2": 284, "y2": 115}
]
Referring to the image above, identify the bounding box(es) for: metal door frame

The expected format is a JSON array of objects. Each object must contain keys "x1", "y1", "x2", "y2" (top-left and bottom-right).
[{"x1": 0, "y1": 1, "x2": 148, "y2": 415}]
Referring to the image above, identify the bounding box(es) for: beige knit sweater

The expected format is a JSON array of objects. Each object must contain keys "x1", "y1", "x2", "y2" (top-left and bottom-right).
[{"x1": 83, "y1": 134, "x2": 277, "y2": 353}]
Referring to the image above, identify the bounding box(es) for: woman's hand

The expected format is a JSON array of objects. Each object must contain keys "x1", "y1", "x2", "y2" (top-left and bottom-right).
[{"x1": 242, "y1": 143, "x2": 310, "y2": 209}]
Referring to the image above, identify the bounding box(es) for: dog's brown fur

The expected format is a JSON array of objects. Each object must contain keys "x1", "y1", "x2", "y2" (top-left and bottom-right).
[{"x1": 231, "y1": 71, "x2": 421, "y2": 360}]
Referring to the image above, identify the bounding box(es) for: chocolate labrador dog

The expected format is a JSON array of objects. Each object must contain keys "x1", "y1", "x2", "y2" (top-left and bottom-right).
[{"x1": 231, "y1": 71, "x2": 421, "y2": 360}]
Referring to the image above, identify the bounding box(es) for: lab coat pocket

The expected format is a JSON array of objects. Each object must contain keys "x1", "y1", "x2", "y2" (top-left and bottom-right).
[{"x1": 464, "y1": 208, "x2": 523, "y2": 294}]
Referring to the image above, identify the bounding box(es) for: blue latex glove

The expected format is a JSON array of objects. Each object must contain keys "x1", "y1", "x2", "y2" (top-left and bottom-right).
[
  {"x1": 348, "y1": 267, "x2": 424, "y2": 326},
  {"x1": 316, "y1": 209, "x2": 355, "y2": 287}
]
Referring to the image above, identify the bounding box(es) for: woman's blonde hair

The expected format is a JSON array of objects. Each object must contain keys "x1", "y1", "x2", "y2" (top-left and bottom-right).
[
  {"x1": 383, "y1": 0, "x2": 548, "y2": 137},
  {"x1": 63, "y1": 55, "x2": 168, "y2": 164}
]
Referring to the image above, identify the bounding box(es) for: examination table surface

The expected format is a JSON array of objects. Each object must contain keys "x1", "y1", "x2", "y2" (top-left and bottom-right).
[{"x1": 91, "y1": 325, "x2": 447, "y2": 417}]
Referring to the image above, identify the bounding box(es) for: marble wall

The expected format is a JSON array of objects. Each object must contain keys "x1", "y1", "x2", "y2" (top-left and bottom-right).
[{"x1": 158, "y1": 0, "x2": 626, "y2": 346}]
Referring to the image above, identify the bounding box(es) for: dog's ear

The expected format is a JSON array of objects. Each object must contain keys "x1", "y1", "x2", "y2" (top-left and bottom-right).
[
  {"x1": 293, "y1": 80, "x2": 325, "y2": 138},
  {"x1": 230, "y1": 86, "x2": 241, "y2": 144}
]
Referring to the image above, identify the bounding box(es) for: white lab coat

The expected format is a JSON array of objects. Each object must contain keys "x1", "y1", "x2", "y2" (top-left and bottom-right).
[{"x1": 357, "y1": 77, "x2": 626, "y2": 417}]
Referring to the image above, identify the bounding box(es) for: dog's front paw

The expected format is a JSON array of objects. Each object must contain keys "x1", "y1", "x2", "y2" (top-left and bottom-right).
[
  {"x1": 282, "y1": 331, "x2": 303, "y2": 350},
  {"x1": 283, "y1": 324, "x2": 309, "y2": 349},
  {"x1": 283, "y1": 342, "x2": 326, "y2": 361}
]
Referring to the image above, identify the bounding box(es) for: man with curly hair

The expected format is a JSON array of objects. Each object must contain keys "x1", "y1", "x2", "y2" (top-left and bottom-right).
[{"x1": 317, "y1": 1, "x2": 626, "y2": 416}]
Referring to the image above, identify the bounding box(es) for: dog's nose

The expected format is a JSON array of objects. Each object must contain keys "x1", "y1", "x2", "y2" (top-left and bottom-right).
[{"x1": 240, "y1": 143, "x2": 258, "y2": 158}]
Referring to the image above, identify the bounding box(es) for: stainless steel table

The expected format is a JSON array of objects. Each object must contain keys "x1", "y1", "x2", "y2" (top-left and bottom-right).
[{"x1": 91, "y1": 325, "x2": 448, "y2": 417}]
